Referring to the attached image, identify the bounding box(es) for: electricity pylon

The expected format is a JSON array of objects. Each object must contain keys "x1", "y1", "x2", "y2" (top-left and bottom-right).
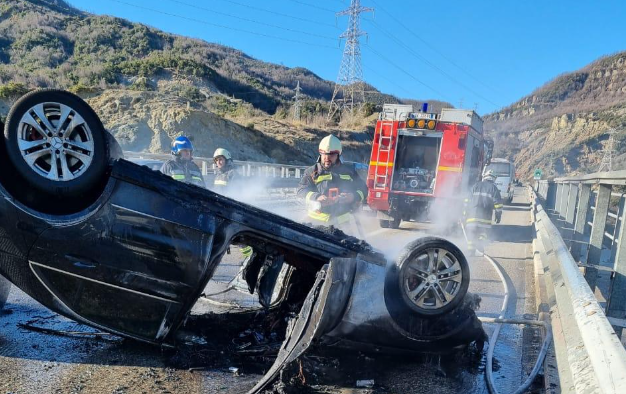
[
  {"x1": 598, "y1": 128, "x2": 617, "y2": 172},
  {"x1": 293, "y1": 81, "x2": 302, "y2": 122},
  {"x1": 327, "y1": 0, "x2": 373, "y2": 121}
]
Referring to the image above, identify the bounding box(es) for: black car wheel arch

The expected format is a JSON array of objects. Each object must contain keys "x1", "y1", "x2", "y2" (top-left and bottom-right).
[{"x1": 2, "y1": 90, "x2": 111, "y2": 213}]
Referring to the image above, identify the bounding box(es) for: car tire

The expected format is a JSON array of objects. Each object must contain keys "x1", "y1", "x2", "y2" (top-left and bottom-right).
[
  {"x1": 379, "y1": 219, "x2": 389, "y2": 228},
  {"x1": 385, "y1": 237, "x2": 469, "y2": 317},
  {"x1": 4, "y1": 89, "x2": 109, "y2": 200},
  {"x1": 0, "y1": 275, "x2": 11, "y2": 312}
]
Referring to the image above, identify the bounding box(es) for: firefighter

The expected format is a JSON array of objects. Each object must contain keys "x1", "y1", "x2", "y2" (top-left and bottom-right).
[
  {"x1": 212, "y1": 148, "x2": 238, "y2": 194},
  {"x1": 160, "y1": 136, "x2": 205, "y2": 187},
  {"x1": 211, "y1": 148, "x2": 253, "y2": 260},
  {"x1": 463, "y1": 170, "x2": 503, "y2": 255},
  {"x1": 297, "y1": 135, "x2": 367, "y2": 226}
]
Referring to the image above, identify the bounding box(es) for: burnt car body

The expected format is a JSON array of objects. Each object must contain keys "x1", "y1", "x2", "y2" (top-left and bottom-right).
[{"x1": 0, "y1": 90, "x2": 485, "y2": 392}]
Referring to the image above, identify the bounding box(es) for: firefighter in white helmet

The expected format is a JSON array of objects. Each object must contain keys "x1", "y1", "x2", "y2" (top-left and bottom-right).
[
  {"x1": 463, "y1": 169, "x2": 503, "y2": 256},
  {"x1": 212, "y1": 148, "x2": 253, "y2": 261},
  {"x1": 297, "y1": 135, "x2": 367, "y2": 226},
  {"x1": 212, "y1": 148, "x2": 238, "y2": 194}
]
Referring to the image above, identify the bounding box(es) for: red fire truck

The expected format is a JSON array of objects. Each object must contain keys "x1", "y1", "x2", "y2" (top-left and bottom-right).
[{"x1": 366, "y1": 104, "x2": 493, "y2": 229}]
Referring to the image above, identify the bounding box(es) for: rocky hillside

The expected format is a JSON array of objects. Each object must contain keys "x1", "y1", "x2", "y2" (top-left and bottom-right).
[
  {"x1": 485, "y1": 52, "x2": 626, "y2": 179},
  {"x1": 0, "y1": 0, "x2": 450, "y2": 164}
]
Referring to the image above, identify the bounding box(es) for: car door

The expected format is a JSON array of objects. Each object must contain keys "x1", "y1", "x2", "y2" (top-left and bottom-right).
[{"x1": 27, "y1": 178, "x2": 217, "y2": 342}]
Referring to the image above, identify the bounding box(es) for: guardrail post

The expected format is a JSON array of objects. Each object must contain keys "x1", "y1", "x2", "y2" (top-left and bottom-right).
[
  {"x1": 555, "y1": 183, "x2": 563, "y2": 213},
  {"x1": 566, "y1": 183, "x2": 578, "y2": 225},
  {"x1": 559, "y1": 183, "x2": 569, "y2": 218},
  {"x1": 548, "y1": 182, "x2": 557, "y2": 209},
  {"x1": 608, "y1": 195, "x2": 626, "y2": 338},
  {"x1": 587, "y1": 184, "x2": 612, "y2": 291},
  {"x1": 202, "y1": 161, "x2": 208, "y2": 176},
  {"x1": 571, "y1": 184, "x2": 591, "y2": 261}
]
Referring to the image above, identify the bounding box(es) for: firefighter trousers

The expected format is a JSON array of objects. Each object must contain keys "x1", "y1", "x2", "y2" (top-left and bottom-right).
[{"x1": 465, "y1": 220, "x2": 492, "y2": 254}]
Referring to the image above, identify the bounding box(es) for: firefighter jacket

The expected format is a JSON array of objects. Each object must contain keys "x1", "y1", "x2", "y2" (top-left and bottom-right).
[
  {"x1": 464, "y1": 180, "x2": 503, "y2": 226},
  {"x1": 297, "y1": 161, "x2": 367, "y2": 224},
  {"x1": 213, "y1": 163, "x2": 238, "y2": 196},
  {"x1": 160, "y1": 157, "x2": 205, "y2": 187}
]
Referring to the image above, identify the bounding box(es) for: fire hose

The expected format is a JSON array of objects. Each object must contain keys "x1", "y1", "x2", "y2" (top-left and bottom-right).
[{"x1": 459, "y1": 220, "x2": 552, "y2": 394}]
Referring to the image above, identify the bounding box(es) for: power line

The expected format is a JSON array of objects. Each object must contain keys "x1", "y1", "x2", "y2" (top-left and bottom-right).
[
  {"x1": 212, "y1": 0, "x2": 339, "y2": 29},
  {"x1": 362, "y1": 64, "x2": 414, "y2": 99},
  {"x1": 284, "y1": 0, "x2": 337, "y2": 13},
  {"x1": 163, "y1": 0, "x2": 337, "y2": 41},
  {"x1": 368, "y1": 0, "x2": 501, "y2": 97},
  {"x1": 364, "y1": 43, "x2": 450, "y2": 101},
  {"x1": 364, "y1": 18, "x2": 500, "y2": 108},
  {"x1": 108, "y1": 0, "x2": 341, "y2": 50}
]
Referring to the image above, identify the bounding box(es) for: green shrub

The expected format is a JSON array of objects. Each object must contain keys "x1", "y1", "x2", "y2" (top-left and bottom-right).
[{"x1": 0, "y1": 82, "x2": 28, "y2": 98}]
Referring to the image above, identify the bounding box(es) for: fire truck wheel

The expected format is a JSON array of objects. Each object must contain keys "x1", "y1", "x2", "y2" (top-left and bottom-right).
[
  {"x1": 379, "y1": 219, "x2": 390, "y2": 228},
  {"x1": 389, "y1": 216, "x2": 401, "y2": 229},
  {"x1": 385, "y1": 237, "x2": 469, "y2": 317}
]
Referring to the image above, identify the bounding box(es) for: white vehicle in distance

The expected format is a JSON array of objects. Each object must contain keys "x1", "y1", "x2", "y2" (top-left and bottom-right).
[{"x1": 484, "y1": 158, "x2": 515, "y2": 203}]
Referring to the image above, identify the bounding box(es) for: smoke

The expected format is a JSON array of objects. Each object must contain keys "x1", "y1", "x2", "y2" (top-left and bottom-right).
[{"x1": 208, "y1": 171, "x2": 307, "y2": 223}]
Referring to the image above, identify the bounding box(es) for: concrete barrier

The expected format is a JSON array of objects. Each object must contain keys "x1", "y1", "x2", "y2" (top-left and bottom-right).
[{"x1": 532, "y1": 191, "x2": 626, "y2": 393}]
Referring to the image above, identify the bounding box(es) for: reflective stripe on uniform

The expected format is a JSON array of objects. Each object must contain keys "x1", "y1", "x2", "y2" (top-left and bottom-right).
[
  {"x1": 240, "y1": 246, "x2": 253, "y2": 257},
  {"x1": 307, "y1": 211, "x2": 352, "y2": 225},
  {"x1": 192, "y1": 177, "x2": 203, "y2": 181},
  {"x1": 214, "y1": 180, "x2": 228, "y2": 186},
  {"x1": 172, "y1": 175, "x2": 185, "y2": 180},
  {"x1": 314, "y1": 174, "x2": 333, "y2": 184},
  {"x1": 356, "y1": 190, "x2": 365, "y2": 201},
  {"x1": 306, "y1": 191, "x2": 315, "y2": 201},
  {"x1": 494, "y1": 203, "x2": 503, "y2": 209},
  {"x1": 339, "y1": 174, "x2": 352, "y2": 181},
  {"x1": 466, "y1": 218, "x2": 492, "y2": 224}
]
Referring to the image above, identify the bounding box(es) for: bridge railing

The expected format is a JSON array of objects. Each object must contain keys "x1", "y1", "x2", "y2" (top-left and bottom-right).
[
  {"x1": 535, "y1": 170, "x2": 626, "y2": 337},
  {"x1": 123, "y1": 151, "x2": 309, "y2": 190}
]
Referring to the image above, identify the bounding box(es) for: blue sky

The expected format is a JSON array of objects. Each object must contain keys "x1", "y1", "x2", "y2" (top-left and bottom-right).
[{"x1": 67, "y1": 0, "x2": 626, "y2": 115}]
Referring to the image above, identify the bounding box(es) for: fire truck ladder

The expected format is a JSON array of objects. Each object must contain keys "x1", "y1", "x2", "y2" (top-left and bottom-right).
[{"x1": 374, "y1": 120, "x2": 394, "y2": 190}]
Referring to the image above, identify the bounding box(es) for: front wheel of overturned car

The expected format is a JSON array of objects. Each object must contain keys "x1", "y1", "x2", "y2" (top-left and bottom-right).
[
  {"x1": 4, "y1": 89, "x2": 109, "y2": 203},
  {"x1": 385, "y1": 237, "x2": 470, "y2": 317}
]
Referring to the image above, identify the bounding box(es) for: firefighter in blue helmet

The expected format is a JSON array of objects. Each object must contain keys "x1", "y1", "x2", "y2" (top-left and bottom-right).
[
  {"x1": 160, "y1": 136, "x2": 205, "y2": 187},
  {"x1": 463, "y1": 170, "x2": 503, "y2": 256},
  {"x1": 297, "y1": 135, "x2": 367, "y2": 226}
]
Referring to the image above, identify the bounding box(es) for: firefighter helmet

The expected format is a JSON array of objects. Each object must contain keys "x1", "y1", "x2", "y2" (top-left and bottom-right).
[
  {"x1": 483, "y1": 170, "x2": 496, "y2": 181},
  {"x1": 213, "y1": 148, "x2": 232, "y2": 161},
  {"x1": 318, "y1": 135, "x2": 342, "y2": 155},
  {"x1": 171, "y1": 136, "x2": 193, "y2": 156}
]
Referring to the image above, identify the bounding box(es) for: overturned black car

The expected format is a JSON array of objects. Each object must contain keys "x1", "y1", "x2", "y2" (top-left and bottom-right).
[{"x1": 0, "y1": 90, "x2": 485, "y2": 392}]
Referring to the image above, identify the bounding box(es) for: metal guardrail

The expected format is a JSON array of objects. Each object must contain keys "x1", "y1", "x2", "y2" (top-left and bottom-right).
[
  {"x1": 533, "y1": 198, "x2": 626, "y2": 392},
  {"x1": 535, "y1": 171, "x2": 626, "y2": 337},
  {"x1": 123, "y1": 151, "x2": 309, "y2": 189}
]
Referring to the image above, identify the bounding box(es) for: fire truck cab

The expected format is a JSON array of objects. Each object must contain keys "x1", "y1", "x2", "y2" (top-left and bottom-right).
[{"x1": 366, "y1": 104, "x2": 491, "y2": 229}]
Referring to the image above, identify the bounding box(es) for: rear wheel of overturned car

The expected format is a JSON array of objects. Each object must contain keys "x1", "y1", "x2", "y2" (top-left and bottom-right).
[
  {"x1": 386, "y1": 237, "x2": 469, "y2": 317},
  {"x1": 3, "y1": 89, "x2": 109, "y2": 206},
  {"x1": 379, "y1": 219, "x2": 390, "y2": 228}
]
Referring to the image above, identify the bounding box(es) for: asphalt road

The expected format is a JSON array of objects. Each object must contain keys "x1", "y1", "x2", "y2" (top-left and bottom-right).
[{"x1": 0, "y1": 186, "x2": 542, "y2": 394}]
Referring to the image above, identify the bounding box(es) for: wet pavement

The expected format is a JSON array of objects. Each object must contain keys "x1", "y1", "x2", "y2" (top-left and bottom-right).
[{"x1": 0, "y1": 187, "x2": 543, "y2": 393}]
